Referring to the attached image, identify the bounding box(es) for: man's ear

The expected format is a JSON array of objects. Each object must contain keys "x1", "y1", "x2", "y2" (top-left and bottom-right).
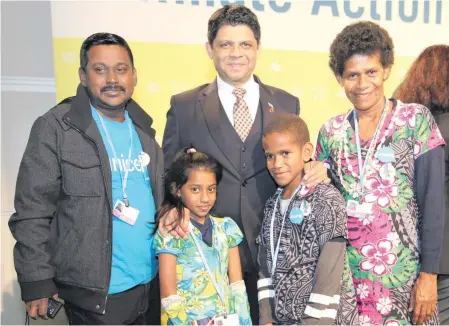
[
  {"x1": 132, "y1": 67, "x2": 137, "y2": 87},
  {"x1": 205, "y1": 42, "x2": 213, "y2": 59},
  {"x1": 79, "y1": 67, "x2": 87, "y2": 87},
  {"x1": 383, "y1": 65, "x2": 392, "y2": 81},
  {"x1": 336, "y1": 74, "x2": 344, "y2": 87}
]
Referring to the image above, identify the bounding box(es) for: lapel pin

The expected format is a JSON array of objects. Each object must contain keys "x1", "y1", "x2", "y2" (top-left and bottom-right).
[{"x1": 268, "y1": 102, "x2": 274, "y2": 113}]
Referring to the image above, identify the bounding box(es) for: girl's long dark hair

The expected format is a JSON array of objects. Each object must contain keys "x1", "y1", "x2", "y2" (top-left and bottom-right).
[{"x1": 155, "y1": 148, "x2": 223, "y2": 233}]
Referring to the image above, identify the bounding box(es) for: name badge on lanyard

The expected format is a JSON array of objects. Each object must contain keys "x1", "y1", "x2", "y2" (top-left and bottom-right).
[
  {"x1": 270, "y1": 184, "x2": 303, "y2": 276},
  {"x1": 352, "y1": 97, "x2": 389, "y2": 206},
  {"x1": 213, "y1": 313, "x2": 240, "y2": 326},
  {"x1": 96, "y1": 110, "x2": 140, "y2": 225},
  {"x1": 346, "y1": 200, "x2": 373, "y2": 218},
  {"x1": 113, "y1": 199, "x2": 140, "y2": 225}
]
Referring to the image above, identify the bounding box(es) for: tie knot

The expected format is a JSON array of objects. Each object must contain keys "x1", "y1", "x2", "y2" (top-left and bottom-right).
[{"x1": 232, "y1": 88, "x2": 246, "y2": 99}]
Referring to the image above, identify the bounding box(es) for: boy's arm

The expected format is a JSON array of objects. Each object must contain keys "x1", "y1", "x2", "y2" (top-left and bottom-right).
[
  {"x1": 301, "y1": 237, "x2": 346, "y2": 325},
  {"x1": 257, "y1": 240, "x2": 275, "y2": 325}
]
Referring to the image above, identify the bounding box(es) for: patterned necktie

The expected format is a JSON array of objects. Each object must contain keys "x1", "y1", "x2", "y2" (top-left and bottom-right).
[{"x1": 232, "y1": 88, "x2": 252, "y2": 141}]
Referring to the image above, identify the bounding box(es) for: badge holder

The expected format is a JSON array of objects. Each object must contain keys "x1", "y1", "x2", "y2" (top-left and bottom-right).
[
  {"x1": 113, "y1": 199, "x2": 140, "y2": 225},
  {"x1": 346, "y1": 200, "x2": 373, "y2": 218},
  {"x1": 212, "y1": 313, "x2": 240, "y2": 326}
]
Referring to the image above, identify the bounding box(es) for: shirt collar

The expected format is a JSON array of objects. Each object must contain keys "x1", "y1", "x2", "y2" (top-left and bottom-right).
[{"x1": 216, "y1": 74, "x2": 258, "y2": 95}]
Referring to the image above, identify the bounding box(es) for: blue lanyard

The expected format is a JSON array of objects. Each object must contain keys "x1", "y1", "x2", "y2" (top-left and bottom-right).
[
  {"x1": 188, "y1": 221, "x2": 228, "y2": 317},
  {"x1": 96, "y1": 111, "x2": 133, "y2": 206},
  {"x1": 353, "y1": 97, "x2": 389, "y2": 190}
]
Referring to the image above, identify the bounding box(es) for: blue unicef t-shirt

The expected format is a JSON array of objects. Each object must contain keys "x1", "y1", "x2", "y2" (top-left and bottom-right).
[{"x1": 91, "y1": 106, "x2": 158, "y2": 294}]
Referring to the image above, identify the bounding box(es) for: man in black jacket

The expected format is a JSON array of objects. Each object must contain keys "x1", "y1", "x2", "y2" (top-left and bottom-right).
[{"x1": 9, "y1": 33, "x2": 163, "y2": 325}]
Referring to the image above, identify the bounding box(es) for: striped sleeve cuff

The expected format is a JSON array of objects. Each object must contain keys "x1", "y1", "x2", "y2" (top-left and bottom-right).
[
  {"x1": 309, "y1": 293, "x2": 340, "y2": 305},
  {"x1": 258, "y1": 289, "x2": 275, "y2": 301},
  {"x1": 257, "y1": 278, "x2": 272, "y2": 289},
  {"x1": 257, "y1": 278, "x2": 274, "y2": 301},
  {"x1": 304, "y1": 305, "x2": 338, "y2": 320}
]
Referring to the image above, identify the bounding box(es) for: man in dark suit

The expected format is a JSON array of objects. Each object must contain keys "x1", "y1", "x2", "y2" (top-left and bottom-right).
[{"x1": 160, "y1": 5, "x2": 327, "y2": 323}]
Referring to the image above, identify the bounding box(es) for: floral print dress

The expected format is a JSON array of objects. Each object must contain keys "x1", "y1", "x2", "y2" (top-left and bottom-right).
[
  {"x1": 315, "y1": 100, "x2": 445, "y2": 325},
  {"x1": 154, "y1": 216, "x2": 252, "y2": 325}
]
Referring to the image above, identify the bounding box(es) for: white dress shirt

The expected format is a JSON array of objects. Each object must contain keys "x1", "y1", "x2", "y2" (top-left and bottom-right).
[{"x1": 217, "y1": 74, "x2": 260, "y2": 126}]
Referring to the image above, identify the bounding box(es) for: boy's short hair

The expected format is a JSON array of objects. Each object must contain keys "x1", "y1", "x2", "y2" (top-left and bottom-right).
[{"x1": 263, "y1": 114, "x2": 310, "y2": 146}]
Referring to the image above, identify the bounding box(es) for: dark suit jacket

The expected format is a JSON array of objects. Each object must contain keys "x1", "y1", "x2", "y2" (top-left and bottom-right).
[{"x1": 162, "y1": 75, "x2": 299, "y2": 271}]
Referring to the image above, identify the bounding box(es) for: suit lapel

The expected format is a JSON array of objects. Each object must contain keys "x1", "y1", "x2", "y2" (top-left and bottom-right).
[
  {"x1": 245, "y1": 76, "x2": 282, "y2": 178},
  {"x1": 256, "y1": 75, "x2": 282, "y2": 132},
  {"x1": 200, "y1": 80, "x2": 241, "y2": 179}
]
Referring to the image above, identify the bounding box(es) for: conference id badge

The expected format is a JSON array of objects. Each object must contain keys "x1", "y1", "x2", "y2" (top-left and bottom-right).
[
  {"x1": 112, "y1": 199, "x2": 139, "y2": 225},
  {"x1": 357, "y1": 202, "x2": 373, "y2": 216},
  {"x1": 346, "y1": 200, "x2": 359, "y2": 216},
  {"x1": 346, "y1": 200, "x2": 372, "y2": 218},
  {"x1": 213, "y1": 313, "x2": 240, "y2": 326}
]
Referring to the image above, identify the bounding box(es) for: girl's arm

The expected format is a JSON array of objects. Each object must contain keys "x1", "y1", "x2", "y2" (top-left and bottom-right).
[
  {"x1": 159, "y1": 253, "x2": 189, "y2": 325},
  {"x1": 228, "y1": 246, "x2": 243, "y2": 284},
  {"x1": 228, "y1": 246, "x2": 252, "y2": 325},
  {"x1": 159, "y1": 253, "x2": 178, "y2": 298}
]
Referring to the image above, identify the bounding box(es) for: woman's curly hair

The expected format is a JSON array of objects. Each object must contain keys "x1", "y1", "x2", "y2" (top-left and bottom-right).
[{"x1": 329, "y1": 21, "x2": 394, "y2": 77}]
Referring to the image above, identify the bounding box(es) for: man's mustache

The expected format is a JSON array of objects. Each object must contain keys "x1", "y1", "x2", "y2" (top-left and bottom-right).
[{"x1": 101, "y1": 85, "x2": 125, "y2": 93}]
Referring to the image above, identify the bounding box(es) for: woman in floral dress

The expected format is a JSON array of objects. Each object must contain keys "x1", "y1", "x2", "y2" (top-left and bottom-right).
[{"x1": 315, "y1": 21, "x2": 446, "y2": 325}]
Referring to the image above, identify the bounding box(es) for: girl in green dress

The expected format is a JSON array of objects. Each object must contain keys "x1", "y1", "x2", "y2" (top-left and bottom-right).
[{"x1": 154, "y1": 149, "x2": 251, "y2": 325}]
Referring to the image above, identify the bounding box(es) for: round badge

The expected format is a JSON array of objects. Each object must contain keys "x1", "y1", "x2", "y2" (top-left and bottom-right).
[
  {"x1": 289, "y1": 207, "x2": 304, "y2": 225},
  {"x1": 139, "y1": 152, "x2": 150, "y2": 166},
  {"x1": 376, "y1": 146, "x2": 395, "y2": 163}
]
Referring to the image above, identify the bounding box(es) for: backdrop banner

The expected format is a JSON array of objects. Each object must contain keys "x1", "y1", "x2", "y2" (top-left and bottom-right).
[{"x1": 51, "y1": 0, "x2": 449, "y2": 142}]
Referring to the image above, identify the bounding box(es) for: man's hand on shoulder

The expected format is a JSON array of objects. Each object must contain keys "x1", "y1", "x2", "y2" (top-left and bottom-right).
[{"x1": 158, "y1": 207, "x2": 191, "y2": 239}]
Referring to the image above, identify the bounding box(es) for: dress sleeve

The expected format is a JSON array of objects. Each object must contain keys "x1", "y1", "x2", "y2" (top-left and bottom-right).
[
  {"x1": 223, "y1": 217, "x2": 244, "y2": 248},
  {"x1": 314, "y1": 124, "x2": 331, "y2": 165},
  {"x1": 153, "y1": 231, "x2": 186, "y2": 257},
  {"x1": 413, "y1": 104, "x2": 445, "y2": 159}
]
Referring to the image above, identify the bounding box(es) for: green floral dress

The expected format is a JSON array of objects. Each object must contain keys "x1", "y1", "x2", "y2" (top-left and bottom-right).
[{"x1": 154, "y1": 216, "x2": 251, "y2": 325}]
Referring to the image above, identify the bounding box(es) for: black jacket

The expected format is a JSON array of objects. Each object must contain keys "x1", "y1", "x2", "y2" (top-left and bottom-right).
[
  {"x1": 435, "y1": 111, "x2": 449, "y2": 274},
  {"x1": 9, "y1": 84, "x2": 164, "y2": 313}
]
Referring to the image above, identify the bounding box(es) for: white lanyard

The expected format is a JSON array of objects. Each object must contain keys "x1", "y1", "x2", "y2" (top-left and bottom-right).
[
  {"x1": 269, "y1": 184, "x2": 302, "y2": 277},
  {"x1": 353, "y1": 97, "x2": 389, "y2": 191},
  {"x1": 97, "y1": 111, "x2": 133, "y2": 206},
  {"x1": 188, "y1": 222, "x2": 228, "y2": 317}
]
